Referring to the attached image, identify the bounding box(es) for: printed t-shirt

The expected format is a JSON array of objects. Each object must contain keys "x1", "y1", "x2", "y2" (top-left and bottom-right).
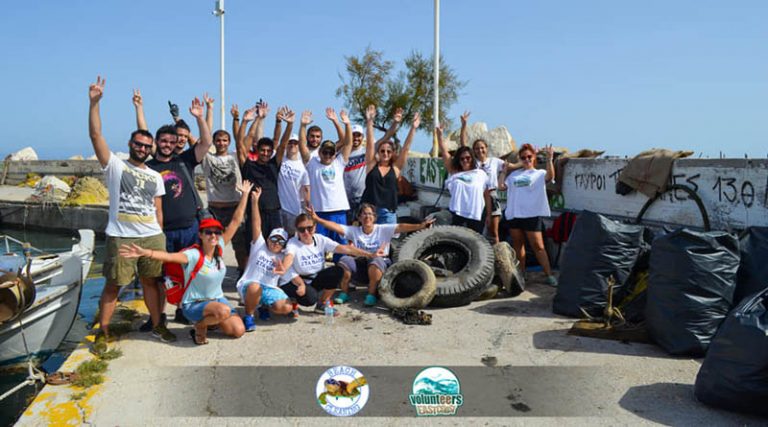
[
  {"x1": 236, "y1": 235, "x2": 285, "y2": 294},
  {"x1": 202, "y1": 153, "x2": 242, "y2": 204},
  {"x1": 286, "y1": 234, "x2": 339, "y2": 278},
  {"x1": 344, "y1": 146, "x2": 367, "y2": 202},
  {"x1": 103, "y1": 152, "x2": 165, "y2": 238},
  {"x1": 306, "y1": 156, "x2": 349, "y2": 212},
  {"x1": 340, "y1": 224, "x2": 397, "y2": 254},
  {"x1": 181, "y1": 237, "x2": 226, "y2": 304},
  {"x1": 445, "y1": 169, "x2": 492, "y2": 221},
  {"x1": 504, "y1": 169, "x2": 551, "y2": 220},
  {"x1": 146, "y1": 148, "x2": 201, "y2": 230},
  {"x1": 278, "y1": 157, "x2": 310, "y2": 216}
]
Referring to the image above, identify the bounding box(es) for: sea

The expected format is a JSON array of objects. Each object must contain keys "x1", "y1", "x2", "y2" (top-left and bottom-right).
[{"x1": 0, "y1": 227, "x2": 106, "y2": 427}]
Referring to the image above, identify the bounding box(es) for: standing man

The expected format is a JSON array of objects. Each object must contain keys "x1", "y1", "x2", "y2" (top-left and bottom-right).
[
  {"x1": 144, "y1": 97, "x2": 213, "y2": 326},
  {"x1": 202, "y1": 129, "x2": 247, "y2": 271},
  {"x1": 88, "y1": 77, "x2": 175, "y2": 344},
  {"x1": 275, "y1": 108, "x2": 311, "y2": 235}
]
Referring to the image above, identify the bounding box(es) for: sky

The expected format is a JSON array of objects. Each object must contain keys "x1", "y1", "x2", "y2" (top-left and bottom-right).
[{"x1": 1, "y1": 0, "x2": 767, "y2": 159}]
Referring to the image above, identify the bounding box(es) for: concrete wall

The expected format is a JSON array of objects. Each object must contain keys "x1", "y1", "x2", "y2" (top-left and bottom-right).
[
  {"x1": 1, "y1": 160, "x2": 104, "y2": 186},
  {"x1": 0, "y1": 201, "x2": 108, "y2": 234}
]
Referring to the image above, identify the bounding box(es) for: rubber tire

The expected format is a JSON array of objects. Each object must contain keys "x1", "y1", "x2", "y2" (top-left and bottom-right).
[
  {"x1": 475, "y1": 284, "x2": 499, "y2": 301},
  {"x1": 394, "y1": 225, "x2": 495, "y2": 307},
  {"x1": 379, "y1": 259, "x2": 437, "y2": 309},
  {"x1": 493, "y1": 242, "x2": 525, "y2": 297}
]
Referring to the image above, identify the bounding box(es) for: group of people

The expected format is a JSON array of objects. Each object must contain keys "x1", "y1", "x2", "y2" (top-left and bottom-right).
[{"x1": 87, "y1": 75, "x2": 556, "y2": 347}]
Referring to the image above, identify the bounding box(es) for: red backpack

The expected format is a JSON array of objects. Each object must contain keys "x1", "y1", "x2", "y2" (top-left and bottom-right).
[{"x1": 163, "y1": 244, "x2": 221, "y2": 305}]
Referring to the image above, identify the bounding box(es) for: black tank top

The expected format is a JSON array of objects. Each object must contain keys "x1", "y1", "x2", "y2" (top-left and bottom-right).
[{"x1": 361, "y1": 164, "x2": 398, "y2": 211}]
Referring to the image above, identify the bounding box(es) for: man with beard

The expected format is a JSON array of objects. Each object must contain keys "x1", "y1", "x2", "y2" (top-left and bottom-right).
[
  {"x1": 202, "y1": 129, "x2": 247, "y2": 271},
  {"x1": 144, "y1": 97, "x2": 213, "y2": 326},
  {"x1": 88, "y1": 76, "x2": 174, "y2": 344},
  {"x1": 133, "y1": 90, "x2": 214, "y2": 154}
]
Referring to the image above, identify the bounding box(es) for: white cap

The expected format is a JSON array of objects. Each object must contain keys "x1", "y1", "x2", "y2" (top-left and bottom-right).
[
  {"x1": 352, "y1": 125, "x2": 364, "y2": 135},
  {"x1": 289, "y1": 133, "x2": 299, "y2": 141},
  {"x1": 268, "y1": 228, "x2": 289, "y2": 242}
]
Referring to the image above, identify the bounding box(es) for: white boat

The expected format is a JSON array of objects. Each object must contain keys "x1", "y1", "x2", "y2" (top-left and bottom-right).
[{"x1": 0, "y1": 229, "x2": 95, "y2": 368}]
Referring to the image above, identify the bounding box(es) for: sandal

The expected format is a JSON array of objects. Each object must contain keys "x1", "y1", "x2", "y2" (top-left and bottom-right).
[{"x1": 189, "y1": 329, "x2": 209, "y2": 345}]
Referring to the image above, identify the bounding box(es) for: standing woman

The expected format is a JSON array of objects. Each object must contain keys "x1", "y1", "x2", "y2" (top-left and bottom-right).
[
  {"x1": 281, "y1": 214, "x2": 383, "y2": 314},
  {"x1": 499, "y1": 143, "x2": 557, "y2": 286},
  {"x1": 459, "y1": 111, "x2": 519, "y2": 243},
  {"x1": 436, "y1": 124, "x2": 492, "y2": 233},
  {"x1": 119, "y1": 181, "x2": 254, "y2": 345},
  {"x1": 360, "y1": 105, "x2": 420, "y2": 224}
]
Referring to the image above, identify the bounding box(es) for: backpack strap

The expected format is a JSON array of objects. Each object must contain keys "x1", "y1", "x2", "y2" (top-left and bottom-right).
[{"x1": 185, "y1": 246, "x2": 206, "y2": 288}]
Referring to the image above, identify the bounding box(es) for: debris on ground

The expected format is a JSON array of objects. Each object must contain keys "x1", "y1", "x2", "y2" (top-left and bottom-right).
[{"x1": 391, "y1": 308, "x2": 432, "y2": 325}]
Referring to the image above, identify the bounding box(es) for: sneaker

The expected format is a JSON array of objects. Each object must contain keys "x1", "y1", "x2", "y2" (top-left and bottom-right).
[
  {"x1": 140, "y1": 313, "x2": 167, "y2": 332},
  {"x1": 151, "y1": 324, "x2": 177, "y2": 343},
  {"x1": 174, "y1": 308, "x2": 190, "y2": 325},
  {"x1": 243, "y1": 314, "x2": 256, "y2": 332},
  {"x1": 90, "y1": 330, "x2": 109, "y2": 355},
  {"x1": 364, "y1": 294, "x2": 378, "y2": 307},
  {"x1": 258, "y1": 306, "x2": 271, "y2": 321},
  {"x1": 334, "y1": 292, "x2": 349, "y2": 304},
  {"x1": 545, "y1": 275, "x2": 558, "y2": 287},
  {"x1": 314, "y1": 303, "x2": 341, "y2": 317}
]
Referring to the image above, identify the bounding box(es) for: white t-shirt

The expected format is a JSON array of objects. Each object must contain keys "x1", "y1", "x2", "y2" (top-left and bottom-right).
[
  {"x1": 344, "y1": 146, "x2": 367, "y2": 202},
  {"x1": 278, "y1": 157, "x2": 310, "y2": 216},
  {"x1": 236, "y1": 235, "x2": 285, "y2": 293},
  {"x1": 341, "y1": 224, "x2": 397, "y2": 254},
  {"x1": 476, "y1": 157, "x2": 505, "y2": 191},
  {"x1": 104, "y1": 153, "x2": 165, "y2": 237},
  {"x1": 445, "y1": 169, "x2": 491, "y2": 221},
  {"x1": 286, "y1": 234, "x2": 339, "y2": 277},
  {"x1": 504, "y1": 169, "x2": 551, "y2": 219},
  {"x1": 202, "y1": 153, "x2": 242, "y2": 203},
  {"x1": 306, "y1": 156, "x2": 350, "y2": 212}
]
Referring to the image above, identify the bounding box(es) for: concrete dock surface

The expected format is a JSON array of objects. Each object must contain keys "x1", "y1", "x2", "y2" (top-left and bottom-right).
[{"x1": 15, "y1": 241, "x2": 764, "y2": 426}]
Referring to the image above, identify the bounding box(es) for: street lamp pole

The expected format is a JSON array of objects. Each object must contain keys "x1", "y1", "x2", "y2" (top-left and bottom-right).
[
  {"x1": 431, "y1": 0, "x2": 441, "y2": 157},
  {"x1": 213, "y1": 0, "x2": 225, "y2": 130}
]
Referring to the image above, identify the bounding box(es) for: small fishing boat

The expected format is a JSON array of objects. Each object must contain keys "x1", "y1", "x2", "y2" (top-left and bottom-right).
[{"x1": 0, "y1": 229, "x2": 95, "y2": 368}]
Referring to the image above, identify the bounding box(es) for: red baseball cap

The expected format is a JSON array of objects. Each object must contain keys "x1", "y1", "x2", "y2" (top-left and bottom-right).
[{"x1": 199, "y1": 218, "x2": 224, "y2": 231}]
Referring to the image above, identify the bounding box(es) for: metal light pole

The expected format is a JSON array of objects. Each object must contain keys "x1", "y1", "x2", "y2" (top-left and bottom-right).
[
  {"x1": 431, "y1": 0, "x2": 441, "y2": 157},
  {"x1": 213, "y1": 0, "x2": 225, "y2": 130}
]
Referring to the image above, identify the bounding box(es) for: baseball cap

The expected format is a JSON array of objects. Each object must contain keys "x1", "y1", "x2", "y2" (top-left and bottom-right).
[
  {"x1": 199, "y1": 218, "x2": 224, "y2": 231},
  {"x1": 352, "y1": 125, "x2": 364, "y2": 135},
  {"x1": 289, "y1": 133, "x2": 299, "y2": 142},
  {"x1": 268, "y1": 228, "x2": 289, "y2": 241}
]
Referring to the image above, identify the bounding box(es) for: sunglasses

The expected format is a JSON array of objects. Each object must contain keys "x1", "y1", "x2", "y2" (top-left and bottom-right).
[
  {"x1": 297, "y1": 226, "x2": 313, "y2": 233},
  {"x1": 521, "y1": 155, "x2": 534, "y2": 160},
  {"x1": 459, "y1": 156, "x2": 472, "y2": 161},
  {"x1": 321, "y1": 150, "x2": 335, "y2": 156},
  {"x1": 131, "y1": 140, "x2": 153, "y2": 150},
  {"x1": 202, "y1": 229, "x2": 222, "y2": 236},
  {"x1": 268, "y1": 236, "x2": 286, "y2": 245}
]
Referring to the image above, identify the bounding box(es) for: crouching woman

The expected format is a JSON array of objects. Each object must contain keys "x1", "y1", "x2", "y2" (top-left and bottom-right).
[{"x1": 119, "y1": 180, "x2": 254, "y2": 345}]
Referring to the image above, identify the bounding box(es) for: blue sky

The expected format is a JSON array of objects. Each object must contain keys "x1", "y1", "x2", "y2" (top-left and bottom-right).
[{"x1": 2, "y1": 0, "x2": 766, "y2": 159}]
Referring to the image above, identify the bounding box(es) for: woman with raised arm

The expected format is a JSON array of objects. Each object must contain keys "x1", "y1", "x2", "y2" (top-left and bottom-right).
[
  {"x1": 280, "y1": 213, "x2": 384, "y2": 315},
  {"x1": 459, "y1": 111, "x2": 520, "y2": 243},
  {"x1": 308, "y1": 204, "x2": 434, "y2": 307},
  {"x1": 360, "y1": 106, "x2": 419, "y2": 224},
  {"x1": 119, "y1": 181, "x2": 254, "y2": 345},
  {"x1": 498, "y1": 143, "x2": 557, "y2": 286},
  {"x1": 436, "y1": 124, "x2": 493, "y2": 233}
]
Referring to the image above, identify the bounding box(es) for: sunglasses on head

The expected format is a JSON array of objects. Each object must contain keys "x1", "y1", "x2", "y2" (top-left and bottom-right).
[
  {"x1": 202, "y1": 229, "x2": 222, "y2": 236},
  {"x1": 268, "y1": 236, "x2": 286, "y2": 245},
  {"x1": 297, "y1": 225, "x2": 313, "y2": 233},
  {"x1": 131, "y1": 140, "x2": 153, "y2": 150}
]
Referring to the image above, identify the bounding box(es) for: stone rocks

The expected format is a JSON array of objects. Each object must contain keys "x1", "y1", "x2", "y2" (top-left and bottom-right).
[{"x1": 445, "y1": 122, "x2": 517, "y2": 159}]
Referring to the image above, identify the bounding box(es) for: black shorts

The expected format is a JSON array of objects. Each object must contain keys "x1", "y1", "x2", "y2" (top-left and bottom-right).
[{"x1": 507, "y1": 216, "x2": 544, "y2": 232}]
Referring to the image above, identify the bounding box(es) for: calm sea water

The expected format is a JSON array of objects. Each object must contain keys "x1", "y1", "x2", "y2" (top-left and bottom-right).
[{"x1": 0, "y1": 227, "x2": 106, "y2": 427}]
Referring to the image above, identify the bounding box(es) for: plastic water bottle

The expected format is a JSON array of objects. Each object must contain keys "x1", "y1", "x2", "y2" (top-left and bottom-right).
[
  {"x1": 292, "y1": 302, "x2": 299, "y2": 319},
  {"x1": 324, "y1": 300, "x2": 334, "y2": 325}
]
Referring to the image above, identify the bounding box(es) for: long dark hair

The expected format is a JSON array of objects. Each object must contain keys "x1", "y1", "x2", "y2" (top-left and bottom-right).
[{"x1": 452, "y1": 146, "x2": 476, "y2": 172}]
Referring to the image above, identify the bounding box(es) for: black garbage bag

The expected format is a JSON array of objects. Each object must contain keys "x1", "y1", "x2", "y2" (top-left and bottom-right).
[
  {"x1": 645, "y1": 229, "x2": 739, "y2": 356},
  {"x1": 694, "y1": 288, "x2": 768, "y2": 417},
  {"x1": 735, "y1": 226, "x2": 768, "y2": 304},
  {"x1": 553, "y1": 211, "x2": 644, "y2": 318}
]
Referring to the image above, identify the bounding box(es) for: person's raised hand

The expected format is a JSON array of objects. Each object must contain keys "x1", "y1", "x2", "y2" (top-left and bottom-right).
[
  {"x1": 435, "y1": 123, "x2": 444, "y2": 138},
  {"x1": 339, "y1": 109, "x2": 350, "y2": 125},
  {"x1": 189, "y1": 97, "x2": 204, "y2": 118},
  {"x1": 283, "y1": 108, "x2": 296, "y2": 123},
  {"x1": 272, "y1": 257, "x2": 286, "y2": 275},
  {"x1": 243, "y1": 106, "x2": 257, "y2": 122},
  {"x1": 276, "y1": 105, "x2": 287, "y2": 122},
  {"x1": 257, "y1": 101, "x2": 269, "y2": 118},
  {"x1": 412, "y1": 111, "x2": 421, "y2": 129},
  {"x1": 168, "y1": 101, "x2": 179, "y2": 119},
  {"x1": 231, "y1": 104, "x2": 239, "y2": 118},
  {"x1": 365, "y1": 104, "x2": 376, "y2": 122},
  {"x1": 88, "y1": 76, "x2": 105, "y2": 103},
  {"x1": 393, "y1": 107, "x2": 404, "y2": 124},
  {"x1": 203, "y1": 92, "x2": 214, "y2": 107},
  {"x1": 237, "y1": 179, "x2": 254, "y2": 195},
  {"x1": 305, "y1": 204, "x2": 319, "y2": 220},
  {"x1": 300, "y1": 110, "x2": 313, "y2": 126},
  {"x1": 325, "y1": 107, "x2": 338, "y2": 122},
  {"x1": 460, "y1": 110, "x2": 471, "y2": 125},
  {"x1": 132, "y1": 89, "x2": 142, "y2": 108},
  {"x1": 545, "y1": 144, "x2": 554, "y2": 159},
  {"x1": 251, "y1": 186, "x2": 262, "y2": 201}
]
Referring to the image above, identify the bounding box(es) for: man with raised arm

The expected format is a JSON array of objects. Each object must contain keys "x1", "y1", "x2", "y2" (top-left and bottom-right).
[
  {"x1": 274, "y1": 107, "x2": 311, "y2": 236},
  {"x1": 88, "y1": 77, "x2": 174, "y2": 345},
  {"x1": 299, "y1": 109, "x2": 354, "y2": 250}
]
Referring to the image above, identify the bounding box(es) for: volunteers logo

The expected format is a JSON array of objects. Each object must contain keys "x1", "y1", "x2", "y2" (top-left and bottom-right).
[
  {"x1": 409, "y1": 367, "x2": 463, "y2": 416},
  {"x1": 316, "y1": 366, "x2": 369, "y2": 417}
]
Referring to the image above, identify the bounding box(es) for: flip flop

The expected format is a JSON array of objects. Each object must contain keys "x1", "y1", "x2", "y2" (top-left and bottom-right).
[{"x1": 189, "y1": 329, "x2": 209, "y2": 345}]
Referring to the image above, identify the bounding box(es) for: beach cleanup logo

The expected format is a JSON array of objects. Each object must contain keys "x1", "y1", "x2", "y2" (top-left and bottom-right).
[
  {"x1": 316, "y1": 366, "x2": 369, "y2": 417},
  {"x1": 409, "y1": 367, "x2": 463, "y2": 416}
]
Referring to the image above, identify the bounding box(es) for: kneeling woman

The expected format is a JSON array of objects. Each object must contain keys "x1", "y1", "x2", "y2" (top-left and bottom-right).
[
  {"x1": 237, "y1": 187, "x2": 292, "y2": 332},
  {"x1": 309, "y1": 203, "x2": 434, "y2": 307},
  {"x1": 281, "y1": 213, "x2": 383, "y2": 315},
  {"x1": 120, "y1": 181, "x2": 253, "y2": 345}
]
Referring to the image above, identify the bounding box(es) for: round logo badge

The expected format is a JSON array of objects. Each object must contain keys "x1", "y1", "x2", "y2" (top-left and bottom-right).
[
  {"x1": 409, "y1": 367, "x2": 463, "y2": 416},
  {"x1": 316, "y1": 366, "x2": 369, "y2": 417}
]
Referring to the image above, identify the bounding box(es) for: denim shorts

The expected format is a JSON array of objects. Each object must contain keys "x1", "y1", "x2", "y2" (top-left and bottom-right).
[
  {"x1": 238, "y1": 283, "x2": 289, "y2": 307},
  {"x1": 181, "y1": 297, "x2": 234, "y2": 323},
  {"x1": 376, "y1": 208, "x2": 397, "y2": 224}
]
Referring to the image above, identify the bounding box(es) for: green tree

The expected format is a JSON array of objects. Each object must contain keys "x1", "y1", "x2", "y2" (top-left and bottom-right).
[{"x1": 336, "y1": 46, "x2": 466, "y2": 141}]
